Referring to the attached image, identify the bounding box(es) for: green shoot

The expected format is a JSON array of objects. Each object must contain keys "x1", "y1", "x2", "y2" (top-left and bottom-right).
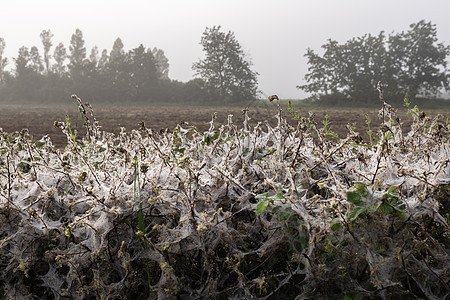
[{"x1": 133, "y1": 155, "x2": 152, "y2": 296}]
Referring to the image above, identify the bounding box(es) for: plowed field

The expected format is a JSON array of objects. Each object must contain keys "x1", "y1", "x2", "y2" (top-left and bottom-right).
[{"x1": 0, "y1": 103, "x2": 448, "y2": 148}]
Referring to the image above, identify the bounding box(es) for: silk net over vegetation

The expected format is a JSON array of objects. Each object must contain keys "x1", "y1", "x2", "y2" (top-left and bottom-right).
[{"x1": 0, "y1": 91, "x2": 448, "y2": 299}]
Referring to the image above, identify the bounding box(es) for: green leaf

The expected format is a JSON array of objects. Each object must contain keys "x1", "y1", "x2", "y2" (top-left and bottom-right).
[
  {"x1": 256, "y1": 200, "x2": 270, "y2": 215},
  {"x1": 388, "y1": 185, "x2": 398, "y2": 193},
  {"x1": 330, "y1": 218, "x2": 341, "y2": 231},
  {"x1": 353, "y1": 182, "x2": 366, "y2": 191},
  {"x1": 295, "y1": 184, "x2": 304, "y2": 191},
  {"x1": 396, "y1": 201, "x2": 406, "y2": 211},
  {"x1": 255, "y1": 193, "x2": 269, "y2": 199},
  {"x1": 93, "y1": 161, "x2": 102, "y2": 169},
  {"x1": 380, "y1": 203, "x2": 393, "y2": 214},
  {"x1": 395, "y1": 210, "x2": 407, "y2": 221},
  {"x1": 212, "y1": 131, "x2": 220, "y2": 140},
  {"x1": 271, "y1": 206, "x2": 282, "y2": 215},
  {"x1": 204, "y1": 134, "x2": 212, "y2": 145},
  {"x1": 347, "y1": 191, "x2": 362, "y2": 205},
  {"x1": 173, "y1": 147, "x2": 185, "y2": 154},
  {"x1": 271, "y1": 192, "x2": 285, "y2": 200},
  {"x1": 348, "y1": 207, "x2": 365, "y2": 221},
  {"x1": 367, "y1": 202, "x2": 381, "y2": 213},
  {"x1": 352, "y1": 182, "x2": 368, "y2": 197}
]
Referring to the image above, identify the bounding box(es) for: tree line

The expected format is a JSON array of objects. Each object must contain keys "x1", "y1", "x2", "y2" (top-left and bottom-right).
[
  {"x1": 0, "y1": 20, "x2": 448, "y2": 105},
  {"x1": 298, "y1": 20, "x2": 450, "y2": 104},
  {"x1": 0, "y1": 27, "x2": 258, "y2": 104}
]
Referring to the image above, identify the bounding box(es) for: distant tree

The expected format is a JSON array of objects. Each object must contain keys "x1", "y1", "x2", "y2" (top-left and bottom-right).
[
  {"x1": 40, "y1": 29, "x2": 53, "y2": 74},
  {"x1": 11, "y1": 46, "x2": 45, "y2": 102},
  {"x1": 53, "y1": 42, "x2": 67, "y2": 76},
  {"x1": 299, "y1": 34, "x2": 389, "y2": 104},
  {"x1": 107, "y1": 38, "x2": 127, "y2": 81},
  {"x1": 98, "y1": 49, "x2": 108, "y2": 70},
  {"x1": 344, "y1": 33, "x2": 387, "y2": 102},
  {"x1": 49, "y1": 42, "x2": 71, "y2": 103},
  {"x1": 68, "y1": 28, "x2": 86, "y2": 79},
  {"x1": 110, "y1": 37, "x2": 125, "y2": 62},
  {"x1": 0, "y1": 28, "x2": 200, "y2": 104},
  {"x1": 89, "y1": 46, "x2": 99, "y2": 66},
  {"x1": 30, "y1": 46, "x2": 44, "y2": 74},
  {"x1": 0, "y1": 37, "x2": 8, "y2": 84},
  {"x1": 14, "y1": 46, "x2": 32, "y2": 78},
  {"x1": 298, "y1": 20, "x2": 450, "y2": 103},
  {"x1": 105, "y1": 38, "x2": 129, "y2": 101},
  {"x1": 128, "y1": 44, "x2": 159, "y2": 101},
  {"x1": 83, "y1": 46, "x2": 100, "y2": 80},
  {"x1": 301, "y1": 33, "x2": 386, "y2": 103},
  {"x1": 81, "y1": 46, "x2": 103, "y2": 100},
  {"x1": 152, "y1": 47, "x2": 169, "y2": 80},
  {"x1": 298, "y1": 40, "x2": 344, "y2": 96},
  {"x1": 193, "y1": 26, "x2": 258, "y2": 102},
  {"x1": 387, "y1": 20, "x2": 450, "y2": 98}
]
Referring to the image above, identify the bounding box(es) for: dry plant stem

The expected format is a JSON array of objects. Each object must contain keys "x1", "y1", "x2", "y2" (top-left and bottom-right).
[
  {"x1": 71, "y1": 94, "x2": 91, "y2": 142},
  {"x1": 371, "y1": 143, "x2": 384, "y2": 185},
  {"x1": 6, "y1": 153, "x2": 11, "y2": 204}
]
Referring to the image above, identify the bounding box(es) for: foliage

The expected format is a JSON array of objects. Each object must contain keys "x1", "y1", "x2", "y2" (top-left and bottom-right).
[
  {"x1": 193, "y1": 25, "x2": 259, "y2": 103},
  {"x1": 0, "y1": 89, "x2": 448, "y2": 298},
  {"x1": 40, "y1": 29, "x2": 53, "y2": 74},
  {"x1": 298, "y1": 20, "x2": 450, "y2": 104},
  {"x1": 0, "y1": 37, "x2": 7, "y2": 85},
  {"x1": 0, "y1": 29, "x2": 211, "y2": 105}
]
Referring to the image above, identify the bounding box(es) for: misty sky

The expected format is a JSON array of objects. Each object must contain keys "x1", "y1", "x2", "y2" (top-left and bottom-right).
[{"x1": 1, "y1": 0, "x2": 449, "y2": 99}]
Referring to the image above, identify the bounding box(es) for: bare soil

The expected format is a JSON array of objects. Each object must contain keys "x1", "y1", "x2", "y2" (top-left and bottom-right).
[{"x1": 0, "y1": 103, "x2": 448, "y2": 148}]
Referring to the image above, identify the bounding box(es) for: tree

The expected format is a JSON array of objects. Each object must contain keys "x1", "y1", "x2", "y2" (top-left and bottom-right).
[
  {"x1": 98, "y1": 49, "x2": 109, "y2": 70},
  {"x1": 53, "y1": 42, "x2": 67, "y2": 76},
  {"x1": 105, "y1": 37, "x2": 129, "y2": 102},
  {"x1": 298, "y1": 40, "x2": 344, "y2": 96},
  {"x1": 14, "y1": 46, "x2": 32, "y2": 78},
  {"x1": 298, "y1": 20, "x2": 450, "y2": 103},
  {"x1": 30, "y1": 46, "x2": 43, "y2": 74},
  {"x1": 68, "y1": 28, "x2": 86, "y2": 79},
  {"x1": 107, "y1": 38, "x2": 127, "y2": 82},
  {"x1": 11, "y1": 46, "x2": 45, "y2": 102},
  {"x1": 193, "y1": 26, "x2": 258, "y2": 102},
  {"x1": 128, "y1": 44, "x2": 159, "y2": 101},
  {"x1": 341, "y1": 33, "x2": 387, "y2": 102},
  {"x1": 152, "y1": 47, "x2": 169, "y2": 80},
  {"x1": 0, "y1": 38, "x2": 8, "y2": 84},
  {"x1": 387, "y1": 20, "x2": 450, "y2": 98},
  {"x1": 110, "y1": 37, "x2": 125, "y2": 62},
  {"x1": 40, "y1": 29, "x2": 53, "y2": 74},
  {"x1": 299, "y1": 34, "x2": 389, "y2": 104},
  {"x1": 89, "y1": 46, "x2": 99, "y2": 66}
]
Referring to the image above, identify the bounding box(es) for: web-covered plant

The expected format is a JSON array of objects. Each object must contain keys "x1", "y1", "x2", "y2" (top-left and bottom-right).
[{"x1": 0, "y1": 89, "x2": 448, "y2": 299}]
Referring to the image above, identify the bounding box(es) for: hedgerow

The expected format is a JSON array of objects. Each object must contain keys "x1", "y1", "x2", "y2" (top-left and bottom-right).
[{"x1": 0, "y1": 86, "x2": 449, "y2": 299}]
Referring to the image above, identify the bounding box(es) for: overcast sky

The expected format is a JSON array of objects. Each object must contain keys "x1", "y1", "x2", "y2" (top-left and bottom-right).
[{"x1": 1, "y1": 0, "x2": 449, "y2": 99}]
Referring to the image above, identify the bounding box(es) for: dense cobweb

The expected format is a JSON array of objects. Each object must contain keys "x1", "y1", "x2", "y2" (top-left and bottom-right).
[{"x1": 0, "y1": 94, "x2": 448, "y2": 299}]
